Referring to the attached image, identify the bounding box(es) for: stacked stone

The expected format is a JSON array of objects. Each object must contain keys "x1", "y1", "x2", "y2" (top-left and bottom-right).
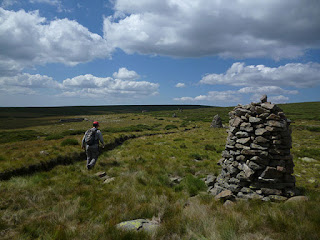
[{"x1": 211, "y1": 95, "x2": 296, "y2": 201}]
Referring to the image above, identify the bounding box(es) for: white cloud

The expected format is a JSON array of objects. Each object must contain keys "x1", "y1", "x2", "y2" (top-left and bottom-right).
[
  {"x1": 268, "y1": 95, "x2": 289, "y2": 103},
  {"x1": 200, "y1": 62, "x2": 320, "y2": 88},
  {"x1": 112, "y1": 67, "x2": 140, "y2": 80},
  {"x1": 175, "y1": 83, "x2": 185, "y2": 88},
  {"x1": 103, "y1": 0, "x2": 320, "y2": 59},
  {"x1": 61, "y1": 70, "x2": 159, "y2": 99},
  {"x1": 238, "y1": 86, "x2": 298, "y2": 95},
  {"x1": 174, "y1": 90, "x2": 240, "y2": 104},
  {"x1": 29, "y1": 0, "x2": 60, "y2": 6},
  {"x1": 0, "y1": 8, "x2": 111, "y2": 76}
]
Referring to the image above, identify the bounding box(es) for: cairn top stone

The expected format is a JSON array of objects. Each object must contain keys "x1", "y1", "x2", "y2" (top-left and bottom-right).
[{"x1": 260, "y1": 94, "x2": 267, "y2": 103}]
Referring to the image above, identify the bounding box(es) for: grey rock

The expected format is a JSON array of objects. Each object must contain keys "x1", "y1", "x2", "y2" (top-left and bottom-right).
[
  {"x1": 260, "y1": 167, "x2": 283, "y2": 179},
  {"x1": 261, "y1": 102, "x2": 276, "y2": 110},
  {"x1": 236, "y1": 131, "x2": 250, "y2": 138},
  {"x1": 261, "y1": 188, "x2": 282, "y2": 195},
  {"x1": 266, "y1": 113, "x2": 281, "y2": 120},
  {"x1": 250, "y1": 156, "x2": 269, "y2": 165},
  {"x1": 223, "y1": 200, "x2": 235, "y2": 207},
  {"x1": 269, "y1": 195, "x2": 288, "y2": 202},
  {"x1": 250, "y1": 143, "x2": 268, "y2": 150},
  {"x1": 211, "y1": 114, "x2": 223, "y2": 128},
  {"x1": 116, "y1": 219, "x2": 159, "y2": 232},
  {"x1": 205, "y1": 175, "x2": 217, "y2": 187},
  {"x1": 254, "y1": 136, "x2": 269, "y2": 144},
  {"x1": 285, "y1": 196, "x2": 308, "y2": 203},
  {"x1": 247, "y1": 161, "x2": 264, "y2": 171},
  {"x1": 255, "y1": 128, "x2": 268, "y2": 136},
  {"x1": 236, "y1": 137, "x2": 251, "y2": 145},
  {"x1": 249, "y1": 117, "x2": 262, "y2": 124},
  {"x1": 215, "y1": 190, "x2": 235, "y2": 201},
  {"x1": 260, "y1": 94, "x2": 267, "y2": 103},
  {"x1": 103, "y1": 177, "x2": 115, "y2": 184},
  {"x1": 95, "y1": 171, "x2": 107, "y2": 178}
]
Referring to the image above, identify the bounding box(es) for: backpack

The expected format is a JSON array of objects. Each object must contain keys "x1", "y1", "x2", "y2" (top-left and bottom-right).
[{"x1": 84, "y1": 128, "x2": 97, "y2": 146}]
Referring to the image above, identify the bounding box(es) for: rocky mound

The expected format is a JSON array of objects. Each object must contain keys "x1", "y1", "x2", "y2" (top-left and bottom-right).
[{"x1": 210, "y1": 95, "x2": 297, "y2": 201}]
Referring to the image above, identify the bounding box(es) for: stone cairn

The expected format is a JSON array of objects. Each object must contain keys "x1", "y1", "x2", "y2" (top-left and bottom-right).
[
  {"x1": 210, "y1": 95, "x2": 297, "y2": 201},
  {"x1": 210, "y1": 114, "x2": 223, "y2": 128}
]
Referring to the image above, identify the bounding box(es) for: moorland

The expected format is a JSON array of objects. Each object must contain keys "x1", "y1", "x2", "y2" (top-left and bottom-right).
[{"x1": 0, "y1": 102, "x2": 319, "y2": 239}]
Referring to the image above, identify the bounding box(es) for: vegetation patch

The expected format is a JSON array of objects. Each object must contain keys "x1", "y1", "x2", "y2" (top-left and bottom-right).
[
  {"x1": 0, "y1": 130, "x2": 41, "y2": 143},
  {"x1": 294, "y1": 147, "x2": 320, "y2": 160},
  {"x1": 182, "y1": 174, "x2": 207, "y2": 196},
  {"x1": 164, "y1": 125, "x2": 178, "y2": 130},
  {"x1": 104, "y1": 124, "x2": 160, "y2": 133},
  {"x1": 45, "y1": 134, "x2": 64, "y2": 140},
  {"x1": 204, "y1": 144, "x2": 217, "y2": 151},
  {"x1": 60, "y1": 139, "x2": 79, "y2": 146}
]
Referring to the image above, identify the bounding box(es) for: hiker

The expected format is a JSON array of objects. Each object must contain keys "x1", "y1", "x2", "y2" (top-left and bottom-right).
[{"x1": 82, "y1": 121, "x2": 105, "y2": 170}]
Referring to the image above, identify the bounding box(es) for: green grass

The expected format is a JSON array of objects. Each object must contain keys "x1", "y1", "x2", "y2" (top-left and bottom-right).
[
  {"x1": 0, "y1": 103, "x2": 320, "y2": 239},
  {"x1": 61, "y1": 139, "x2": 79, "y2": 146},
  {"x1": 0, "y1": 130, "x2": 41, "y2": 143}
]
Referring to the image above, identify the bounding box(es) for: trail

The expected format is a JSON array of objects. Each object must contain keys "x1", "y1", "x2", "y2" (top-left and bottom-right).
[{"x1": 0, "y1": 128, "x2": 195, "y2": 181}]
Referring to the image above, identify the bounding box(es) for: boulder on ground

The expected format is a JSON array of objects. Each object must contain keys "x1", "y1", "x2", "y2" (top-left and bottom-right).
[{"x1": 116, "y1": 219, "x2": 159, "y2": 233}]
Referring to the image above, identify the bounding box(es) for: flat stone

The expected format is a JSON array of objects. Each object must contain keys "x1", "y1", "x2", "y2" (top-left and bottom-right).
[
  {"x1": 95, "y1": 171, "x2": 107, "y2": 178},
  {"x1": 267, "y1": 120, "x2": 286, "y2": 128},
  {"x1": 243, "y1": 164, "x2": 254, "y2": 178},
  {"x1": 249, "y1": 117, "x2": 262, "y2": 124},
  {"x1": 236, "y1": 131, "x2": 250, "y2": 138},
  {"x1": 261, "y1": 102, "x2": 276, "y2": 110},
  {"x1": 116, "y1": 219, "x2": 159, "y2": 232},
  {"x1": 236, "y1": 137, "x2": 251, "y2": 145},
  {"x1": 235, "y1": 144, "x2": 250, "y2": 150},
  {"x1": 250, "y1": 143, "x2": 268, "y2": 150},
  {"x1": 256, "y1": 106, "x2": 270, "y2": 114},
  {"x1": 255, "y1": 128, "x2": 268, "y2": 136},
  {"x1": 254, "y1": 136, "x2": 269, "y2": 144},
  {"x1": 261, "y1": 188, "x2": 282, "y2": 195},
  {"x1": 103, "y1": 177, "x2": 115, "y2": 184},
  {"x1": 269, "y1": 195, "x2": 288, "y2": 202},
  {"x1": 215, "y1": 190, "x2": 235, "y2": 201},
  {"x1": 266, "y1": 114, "x2": 281, "y2": 120},
  {"x1": 235, "y1": 108, "x2": 250, "y2": 117},
  {"x1": 241, "y1": 149, "x2": 262, "y2": 155},
  {"x1": 285, "y1": 196, "x2": 309, "y2": 203}
]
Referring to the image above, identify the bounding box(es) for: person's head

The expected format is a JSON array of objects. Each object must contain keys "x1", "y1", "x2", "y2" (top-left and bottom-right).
[{"x1": 93, "y1": 121, "x2": 99, "y2": 128}]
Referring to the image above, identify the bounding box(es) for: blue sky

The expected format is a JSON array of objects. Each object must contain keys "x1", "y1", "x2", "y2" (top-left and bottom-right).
[{"x1": 0, "y1": 0, "x2": 319, "y2": 107}]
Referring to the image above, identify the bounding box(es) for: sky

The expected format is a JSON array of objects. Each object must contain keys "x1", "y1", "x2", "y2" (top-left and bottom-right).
[{"x1": 0, "y1": 0, "x2": 319, "y2": 107}]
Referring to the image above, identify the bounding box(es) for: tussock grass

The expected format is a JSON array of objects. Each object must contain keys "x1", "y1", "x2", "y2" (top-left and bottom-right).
[{"x1": 0, "y1": 104, "x2": 320, "y2": 239}]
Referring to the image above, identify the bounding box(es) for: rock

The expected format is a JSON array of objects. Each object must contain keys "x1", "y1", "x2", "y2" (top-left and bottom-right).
[
  {"x1": 170, "y1": 176, "x2": 183, "y2": 185},
  {"x1": 116, "y1": 219, "x2": 159, "y2": 232},
  {"x1": 215, "y1": 190, "x2": 235, "y2": 201},
  {"x1": 269, "y1": 195, "x2": 287, "y2": 202},
  {"x1": 103, "y1": 177, "x2": 115, "y2": 184},
  {"x1": 95, "y1": 172, "x2": 107, "y2": 178},
  {"x1": 223, "y1": 200, "x2": 235, "y2": 208},
  {"x1": 255, "y1": 128, "x2": 268, "y2": 136},
  {"x1": 249, "y1": 117, "x2": 262, "y2": 124},
  {"x1": 254, "y1": 136, "x2": 269, "y2": 144},
  {"x1": 261, "y1": 103, "x2": 275, "y2": 110},
  {"x1": 300, "y1": 157, "x2": 317, "y2": 163},
  {"x1": 236, "y1": 131, "x2": 250, "y2": 138},
  {"x1": 285, "y1": 196, "x2": 309, "y2": 203},
  {"x1": 236, "y1": 137, "x2": 251, "y2": 145},
  {"x1": 261, "y1": 188, "x2": 282, "y2": 195},
  {"x1": 40, "y1": 150, "x2": 49, "y2": 155},
  {"x1": 260, "y1": 95, "x2": 267, "y2": 103},
  {"x1": 211, "y1": 114, "x2": 223, "y2": 128},
  {"x1": 260, "y1": 167, "x2": 283, "y2": 179},
  {"x1": 205, "y1": 175, "x2": 216, "y2": 187}
]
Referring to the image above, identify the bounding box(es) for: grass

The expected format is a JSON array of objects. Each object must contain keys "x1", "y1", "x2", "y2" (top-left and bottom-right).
[{"x1": 0, "y1": 103, "x2": 320, "y2": 239}]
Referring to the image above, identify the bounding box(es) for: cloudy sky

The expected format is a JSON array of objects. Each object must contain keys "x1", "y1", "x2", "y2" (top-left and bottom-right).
[{"x1": 0, "y1": 0, "x2": 319, "y2": 107}]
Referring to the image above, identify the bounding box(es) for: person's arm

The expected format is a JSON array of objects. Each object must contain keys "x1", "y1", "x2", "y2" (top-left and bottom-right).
[
  {"x1": 98, "y1": 131, "x2": 105, "y2": 148},
  {"x1": 81, "y1": 132, "x2": 86, "y2": 149}
]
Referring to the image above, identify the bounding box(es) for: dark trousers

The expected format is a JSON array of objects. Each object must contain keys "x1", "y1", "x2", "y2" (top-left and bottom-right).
[{"x1": 86, "y1": 147, "x2": 99, "y2": 169}]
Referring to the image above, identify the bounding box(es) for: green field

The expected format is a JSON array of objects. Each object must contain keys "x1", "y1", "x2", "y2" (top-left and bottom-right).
[{"x1": 0, "y1": 103, "x2": 320, "y2": 239}]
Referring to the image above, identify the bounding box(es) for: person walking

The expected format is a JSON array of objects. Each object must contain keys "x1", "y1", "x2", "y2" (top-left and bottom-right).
[{"x1": 82, "y1": 121, "x2": 105, "y2": 170}]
